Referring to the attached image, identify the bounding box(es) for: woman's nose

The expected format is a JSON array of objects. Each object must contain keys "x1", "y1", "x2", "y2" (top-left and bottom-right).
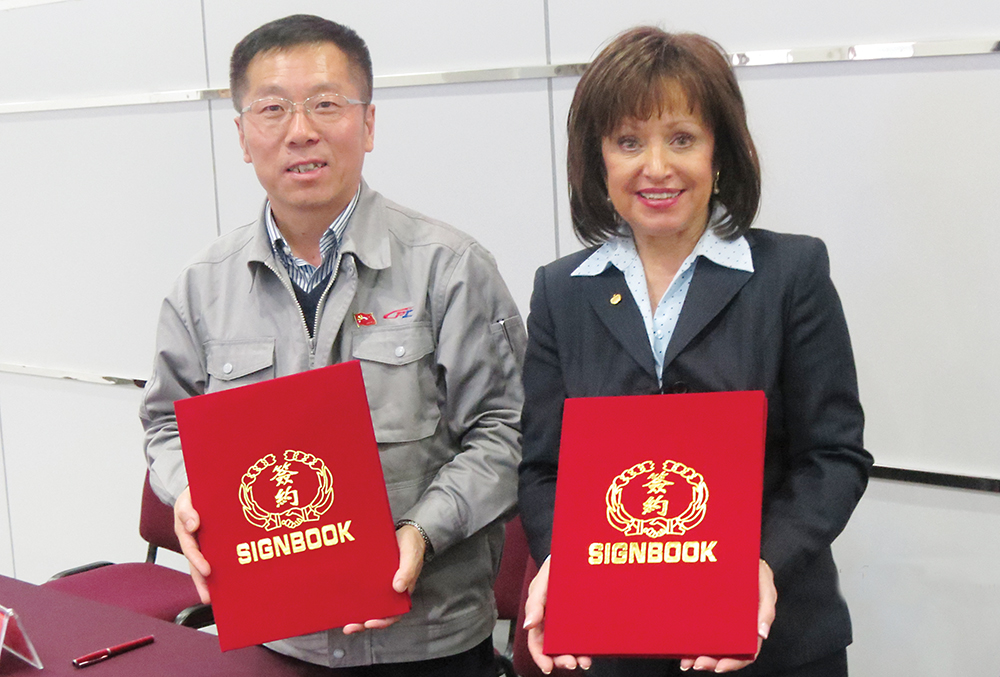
[{"x1": 643, "y1": 146, "x2": 670, "y2": 179}]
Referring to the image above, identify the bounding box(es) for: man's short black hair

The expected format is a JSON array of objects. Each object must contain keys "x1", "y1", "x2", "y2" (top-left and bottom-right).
[{"x1": 229, "y1": 14, "x2": 373, "y2": 111}]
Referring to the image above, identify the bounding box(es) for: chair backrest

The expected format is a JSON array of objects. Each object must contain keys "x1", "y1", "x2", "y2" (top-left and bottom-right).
[
  {"x1": 494, "y1": 515, "x2": 531, "y2": 621},
  {"x1": 139, "y1": 471, "x2": 183, "y2": 558}
]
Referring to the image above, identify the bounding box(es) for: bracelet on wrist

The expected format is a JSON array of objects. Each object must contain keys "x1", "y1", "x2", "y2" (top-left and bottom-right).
[{"x1": 395, "y1": 519, "x2": 434, "y2": 562}]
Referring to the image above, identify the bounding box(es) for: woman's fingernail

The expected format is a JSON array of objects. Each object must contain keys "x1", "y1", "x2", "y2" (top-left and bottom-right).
[{"x1": 759, "y1": 622, "x2": 770, "y2": 639}]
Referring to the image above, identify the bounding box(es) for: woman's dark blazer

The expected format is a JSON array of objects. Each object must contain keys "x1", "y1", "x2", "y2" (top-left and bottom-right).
[{"x1": 518, "y1": 228, "x2": 873, "y2": 673}]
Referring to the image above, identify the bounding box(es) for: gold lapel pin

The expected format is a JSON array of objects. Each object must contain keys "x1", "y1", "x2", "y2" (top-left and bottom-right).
[{"x1": 610, "y1": 293, "x2": 622, "y2": 305}]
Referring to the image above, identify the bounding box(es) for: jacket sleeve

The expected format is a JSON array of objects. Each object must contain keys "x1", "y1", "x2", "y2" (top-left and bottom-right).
[
  {"x1": 517, "y1": 265, "x2": 565, "y2": 566},
  {"x1": 139, "y1": 282, "x2": 207, "y2": 505},
  {"x1": 759, "y1": 238, "x2": 873, "y2": 585},
  {"x1": 398, "y1": 242, "x2": 525, "y2": 555}
]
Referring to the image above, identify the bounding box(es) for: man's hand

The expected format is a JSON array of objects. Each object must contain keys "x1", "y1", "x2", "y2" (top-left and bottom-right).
[
  {"x1": 342, "y1": 523, "x2": 424, "y2": 634},
  {"x1": 174, "y1": 486, "x2": 212, "y2": 604},
  {"x1": 678, "y1": 559, "x2": 777, "y2": 672},
  {"x1": 523, "y1": 556, "x2": 592, "y2": 673}
]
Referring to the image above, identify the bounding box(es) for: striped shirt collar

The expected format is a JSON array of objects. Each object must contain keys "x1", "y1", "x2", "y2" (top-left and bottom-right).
[{"x1": 265, "y1": 187, "x2": 360, "y2": 292}]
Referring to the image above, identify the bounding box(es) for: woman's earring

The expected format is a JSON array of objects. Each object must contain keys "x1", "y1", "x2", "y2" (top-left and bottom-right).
[{"x1": 713, "y1": 171, "x2": 721, "y2": 195}]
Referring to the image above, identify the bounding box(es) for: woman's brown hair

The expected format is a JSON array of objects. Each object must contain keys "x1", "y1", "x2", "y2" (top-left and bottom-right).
[{"x1": 568, "y1": 27, "x2": 760, "y2": 245}]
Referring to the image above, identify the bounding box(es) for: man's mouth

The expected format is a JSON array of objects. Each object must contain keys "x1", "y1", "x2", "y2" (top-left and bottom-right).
[
  {"x1": 288, "y1": 162, "x2": 327, "y2": 173},
  {"x1": 638, "y1": 189, "x2": 682, "y2": 199}
]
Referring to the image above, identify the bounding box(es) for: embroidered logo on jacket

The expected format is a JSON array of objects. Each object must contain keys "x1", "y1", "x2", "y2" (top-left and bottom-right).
[{"x1": 383, "y1": 307, "x2": 414, "y2": 320}]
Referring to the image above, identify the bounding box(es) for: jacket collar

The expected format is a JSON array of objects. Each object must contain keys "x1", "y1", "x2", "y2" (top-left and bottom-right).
[
  {"x1": 662, "y1": 258, "x2": 752, "y2": 369},
  {"x1": 584, "y1": 268, "x2": 659, "y2": 380},
  {"x1": 246, "y1": 179, "x2": 391, "y2": 273},
  {"x1": 581, "y1": 253, "x2": 753, "y2": 381},
  {"x1": 339, "y1": 180, "x2": 391, "y2": 271},
  {"x1": 248, "y1": 201, "x2": 278, "y2": 268}
]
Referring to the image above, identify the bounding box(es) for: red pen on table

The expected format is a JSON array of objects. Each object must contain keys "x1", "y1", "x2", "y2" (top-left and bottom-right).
[{"x1": 72, "y1": 635, "x2": 155, "y2": 668}]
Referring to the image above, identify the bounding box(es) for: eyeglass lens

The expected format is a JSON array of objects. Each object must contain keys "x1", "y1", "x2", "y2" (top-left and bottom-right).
[{"x1": 246, "y1": 93, "x2": 360, "y2": 125}]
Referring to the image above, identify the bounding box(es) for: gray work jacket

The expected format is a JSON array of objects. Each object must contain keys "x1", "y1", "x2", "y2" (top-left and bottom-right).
[{"x1": 140, "y1": 181, "x2": 525, "y2": 667}]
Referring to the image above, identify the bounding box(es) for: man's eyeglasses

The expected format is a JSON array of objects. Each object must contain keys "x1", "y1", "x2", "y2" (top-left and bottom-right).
[{"x1": 240, "y1": 92, "x2": 368, "y2": 128}]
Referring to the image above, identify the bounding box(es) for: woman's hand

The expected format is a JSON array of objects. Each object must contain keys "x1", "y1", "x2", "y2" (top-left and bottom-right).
[
  {"x1": 679, "y1": 559, "x2": 776, "y2": 672},
  {"x1": 523, "y1": 556, "x2": 593, "y2": 673}
]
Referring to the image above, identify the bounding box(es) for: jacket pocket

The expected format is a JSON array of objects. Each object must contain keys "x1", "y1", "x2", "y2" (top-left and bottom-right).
[
  {"x1": 489, "y1": 315, "x2": 526, "y2": 380},
  {"x1": 351, "y1": 323, "x2": 441, "y2": 443},
  {"x1": 205, "y1": 338, "x2": 275, "y2": 393}
]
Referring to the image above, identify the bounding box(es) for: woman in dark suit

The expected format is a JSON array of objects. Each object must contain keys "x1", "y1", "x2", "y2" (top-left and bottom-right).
[{"x1": 518, "y1": 27, "x2": 872, "y2": 677}]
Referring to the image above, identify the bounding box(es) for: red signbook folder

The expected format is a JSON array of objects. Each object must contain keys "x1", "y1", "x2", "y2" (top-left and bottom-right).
[
  {"x1": 544, "y1": 391, "x2": 766, "y2": 658},
  {"x1": 175, "y1": 361, "x2": 410, "y2": 651}
]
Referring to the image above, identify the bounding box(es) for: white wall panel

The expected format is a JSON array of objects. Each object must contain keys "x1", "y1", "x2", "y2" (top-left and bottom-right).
[
  {"x1": 0, "y1": 401, "x2": 15, "y2": 577},
  {"x1": 550, "y1": 77, "x2": 583, "y2": 260},
  {"x1": 548, "y1": 0, "x2": 1000, "y2": 64},
  {"x1": 0, "y1": 0, "x2": 206, "y2": 102},
  {"x1": 362, "y1": 80, "x2": 557, "y2": 316},
  {"x1": 0, "y1": 103, "x2": 220, "y2": 378},
  {"x1": 202, "y1": 0, "x2": 547, "y2": 91},
  {"x1": 834, "y1": 480, "x2": 1000, "y2": 673},
  {"x1": 738, "y1": 57, "x2": 1000, "y2": 476},
  {"x1": 0, "y1": 374, "x2": 147, "y2": 584},
  {"x1": 209, "y1": 99, "x2": 264, "y2": 233}
]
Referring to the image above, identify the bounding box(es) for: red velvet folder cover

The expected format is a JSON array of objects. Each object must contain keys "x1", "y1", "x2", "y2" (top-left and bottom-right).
[
  {"x1": 175, "y1": 361, "x2": 410, "y2": 651},
  {"x1": 544, "y1": 391, "x2": 766, "y2": 658}
]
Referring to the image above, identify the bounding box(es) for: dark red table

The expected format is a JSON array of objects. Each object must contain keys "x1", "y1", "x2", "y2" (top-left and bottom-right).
[{"x1": 0, "y1": 575, "x2": 330, "y2": 675}]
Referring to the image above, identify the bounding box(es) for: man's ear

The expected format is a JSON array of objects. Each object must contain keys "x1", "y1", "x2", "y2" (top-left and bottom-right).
[
  {"x1": 235, "y1": 116, "x2": 253, "y2": 164},
  {"x1": 363, "y1": 103, "x2": 375, "y2": 153}
]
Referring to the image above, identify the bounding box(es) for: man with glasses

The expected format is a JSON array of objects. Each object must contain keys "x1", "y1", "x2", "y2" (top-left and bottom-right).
[{"x1": 141, "y1": 14, "x2": 524, "y2": 676}]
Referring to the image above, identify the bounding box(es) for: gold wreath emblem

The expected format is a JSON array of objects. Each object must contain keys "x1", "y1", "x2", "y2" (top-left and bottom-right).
[
  {"x1": 605, "y1": 460, "x2": 708, "y2": 537},
  {"x1": 239, "y1": 450, "x2": 335, "y2": 531}
]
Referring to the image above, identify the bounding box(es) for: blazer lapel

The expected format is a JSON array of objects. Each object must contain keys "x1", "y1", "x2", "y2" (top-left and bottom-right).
[
  {"x1": 663, "y1": 259, "x2": 752, "y2": 369},
  {"x1": 582, "y1": 270, "x2": 658, "y2": 380}
]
